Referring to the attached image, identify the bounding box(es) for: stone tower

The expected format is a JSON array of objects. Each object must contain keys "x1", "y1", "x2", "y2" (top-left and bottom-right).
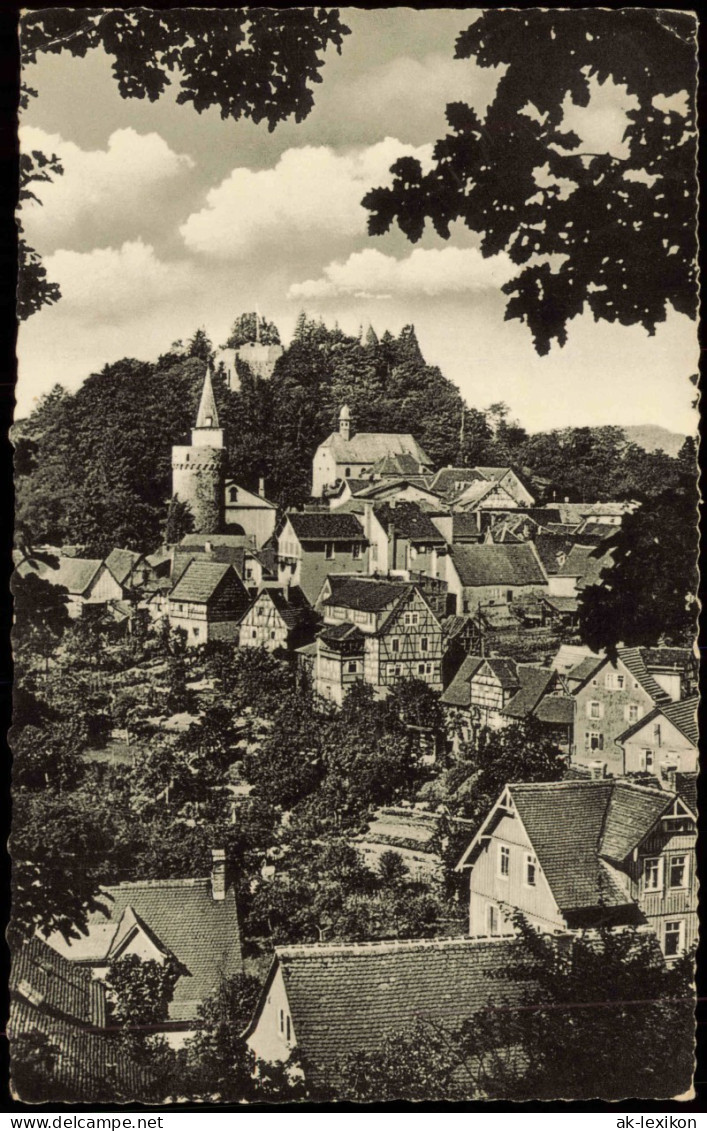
[
  {"x1": 339, "y1": 404, "x2": 351, "y2": 442},
  {"x1": 172, "y1": 365, "x2": 225, "y2": 534}
]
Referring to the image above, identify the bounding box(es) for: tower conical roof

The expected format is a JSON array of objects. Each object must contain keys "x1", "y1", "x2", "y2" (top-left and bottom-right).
[{"x1": 196, "y1": 365, "x2": 220, "y2": 429}]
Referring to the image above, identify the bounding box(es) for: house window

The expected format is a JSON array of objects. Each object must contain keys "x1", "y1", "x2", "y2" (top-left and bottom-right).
[
  {"x1": 626, "y1": 704, "x2": 639, "y2": 723},
  {"x1": 279, "y1": 1009, "x2": 285, "y2": 1034},
  {"x1": 669, "y1": 855, "x2": 688, "y2": 890},
  {"x1": 270, "y1": 631, "x2": 276, "y2": 640},
  {"x1": 347, "y1": 661, "x2": 359, "y2": 674},
  {"x1": 325, "y1": 542, "x2": 335, "y2": 560},
  {"x1": 421, "y1": 637, "x2": 428, "y2": 652},
  {"x1": 345, "y1": 467, "x2": 351, "y2": 477},
  {"x1": 588, "y1": 701, "x2": 602, "y2": 720},
  {"x1": 487, "y1": 903, "x2": 499, "y2": 936},
  {"x1": 404, "y1": 612, "x2": 420, "y2": 626},
  {"x1": 371, "y1": 544, "x2": 378, "y2": 563},
  {"x1": 463, "y1": 600, "x2": 470, "y2": 613},
  {"x1": 664, "y1": 920, "x2": 685, "y2": 958},
  {"x1": 643, "y1": 857, "x2": 662, "y2": 892},
  {"x1": 498, "y1": 845, "x2": 510, "y2": 879},
  {"x1": 643, "y1": 749, "x2": 654, "y2": 771},
  {"x1": 525, "y1": 854, "x2": 537, "y2": 887},
  {"x1": 392, "y1": 639, "x2": 400, "y2": 653},
  {"x1": 425, "y1": 663, "x2": 433, "y2": 675},
  {"x1": 605, "y1": 673, "x2": 625, "y2": 690},
  {"x1": 352, "y1": 542, "x2": 362, "y2": 560},
  {"x1": 286, "y1": 1015, "x2": 291, "y2": 1042},
  {"x1": 418, "y1": 663, "x2": 426, "y2": 674},
  {"x1": 229, "y1": 486, "x2": 238, "y2": 502},
  {"x1": 193, "y1": 627, "x2": 200, "y2": 638},
  {"x1": 584, "y1": 732, "x2": 604, "y2": 751}
]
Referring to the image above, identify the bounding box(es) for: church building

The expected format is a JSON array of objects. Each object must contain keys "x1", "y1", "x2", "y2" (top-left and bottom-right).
[{"x1": 311, "y1": 406, "x2": 433, "y2": 497}]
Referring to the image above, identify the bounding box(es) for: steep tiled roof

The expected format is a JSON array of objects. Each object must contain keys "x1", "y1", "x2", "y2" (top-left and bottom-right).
[
  {"x1": 476, "y1": 466, "x2": 515, "y2": 482},
  {"x1": 617, "y1": 648, "x2": 672, "y2": 704},
  {"x1": 319, "y1": 621, "x2": 366, "y2": 646},
  {"x1": 324, "y1": 431, "x2": 431, "y2": 466},
  {"x1": 104, "y1": 548, "x2": 142, "y2": 586},
  {"x1": 600, "y1": 784, "x2": 675, "y2": 862},
  {"x1": 533, "y1": 532, "x2": 575, "y2": 575},
  {"x1": 510, "y1": 782, "x2": 630, "y2": 912},
  {"x1": 262, "y1": 586, "x2": 311, "y2": 629},
  {"x1": 371, "y1": 451, "x2": 427, "y2": 478},
  {"x1": 373, "y1": 501, "x2": 447, "y2": 544},
  {"x1": 350, "y1": 477, "x2": 437, "y2": 500},
  {"x1": 533, "y1": 695, "x2": 575, "y2": 725},
  {"x1": 288, "y1": 511, "x2": 366, "y2": 541},
  {"x1": 12, "y1": 937, "x2": 98, "y2": 1026},
  {"x1": 451, "y1": 480, "x2": 500, "y2": 508},
  {"x1": 430, "y1": 467, "x2": 485, "y2": 497},
  {"x1": 615, "y1": 696, "x2": 698, "y2": 748},
  {"x1": 542, "y1": 595, "x2": 579, "y2": 614},
  {"x1": 450, "y1": 543, "x2": 547, "y2": 587},
  {"x1": 254, "y1": 937, "x2": 527, "y2": 1092},
  {"x1": 675, "y1": 772, "x2": 697, "y2": 815},
  {"x1": 555, "y1": 543, "x2": 614, "y2": 586},
  {"x1": 566, "y1": 655, "x2": 606, "y2": 685},
  {"x1": 46, "y1": 879, "x2": 242, "y2": 1023},
  {"x1": 441, "y1": 655, "x2": 485, "y2": 707},
  {"x1": 17, "y1": 555, "x2": 105, "y2": 595},
  {"x1": 452, "y1": 514, "x2": 483, "y2": 542},
  {"x1": 640, "y1": 647, "x2": 694, "y2": 671},
  {"x1": 169, "y1": 560, "x2": 240, "y2": 604},
  {"x1": 323, "y1": 575, "x2": 409, "y2": 613},
  {"x1": 503, "y1": 666, "x2": 556, "y2": 718},
  {"x1": 485, "y1": 657, "x2": 520, "y2": 689}
]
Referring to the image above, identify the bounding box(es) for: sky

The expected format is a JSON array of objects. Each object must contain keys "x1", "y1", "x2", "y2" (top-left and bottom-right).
[{"x1": 17, "y1": 8, "x2": 698, "y2": 434}]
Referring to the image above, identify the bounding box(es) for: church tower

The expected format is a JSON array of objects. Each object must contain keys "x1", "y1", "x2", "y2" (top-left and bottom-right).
[{"x1": 172, "y1": 364, "x2": 225, "y2": 534}]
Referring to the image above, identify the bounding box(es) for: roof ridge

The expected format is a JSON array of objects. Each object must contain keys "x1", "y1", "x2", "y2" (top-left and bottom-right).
[
  {"x1": 99, "y1": 877, "x2": 209, "y2": 891},
  {"x1": 276, "y1": 935, "x2": 510, "y2": 959}
]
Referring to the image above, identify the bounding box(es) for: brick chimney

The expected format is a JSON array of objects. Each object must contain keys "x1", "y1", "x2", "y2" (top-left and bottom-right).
[{"x1": 211, "y1": 848, "x2": 226, "y2": 901}]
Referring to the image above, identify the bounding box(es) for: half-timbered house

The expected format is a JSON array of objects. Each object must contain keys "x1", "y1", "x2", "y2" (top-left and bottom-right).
[
  {"x1": 167, "y1": 560, "x2": 249, "y2": 645},
  {"x1": 456, "y1": 779, "x2": 697, "y2": 959},
  {"x1": 238, "y1": 586, "x2": 315, "y2": 653},
  {"x1": 301, "y1": 575, "x2": 444, "y2": 704}
]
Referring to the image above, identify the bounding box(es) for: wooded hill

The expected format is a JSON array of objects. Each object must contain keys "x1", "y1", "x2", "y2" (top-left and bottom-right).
[{"x1": 14, "y1": 313, "x2": 691, "y2": 557}]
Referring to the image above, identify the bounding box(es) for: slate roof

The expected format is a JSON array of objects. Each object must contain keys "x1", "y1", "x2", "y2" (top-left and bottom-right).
[
  {"x1": 324, "y1": 431, "x2": 431, "y2": 467},
  {"x1": 169, "y1": 560, "x2": 241, "y2": 605},
  {"x1": 46, "y1": 879, "x2": 243, "y2": 1024},
  {"x1": 505, "y1": 781, "x2": 682, "y2": 911},
  {"x1": 323, "y1": 575, "x2": 409, "y2": 613},
  {"x1": 373, "y1": 501, "x2": 447, "y2": 544},
  {"x1": 450, "y1": 543, "x2": 547, "y2": 588},
  {"x1": 287, "y1": 511, "x2": 367, "y2": 541},
  {"x1": 251, "y1": 937, "x2": 527, "y2": 1092},
  {"x1": 616, "y1": 695, "x2": 698, "y2": 748},
  {"x1": 104, "y1": 548, "x2": 142, "y2": 587}
]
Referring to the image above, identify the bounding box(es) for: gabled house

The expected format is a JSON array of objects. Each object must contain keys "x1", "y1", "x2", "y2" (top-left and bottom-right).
[
  {"x1": 559, "y1": 647, "x2": 690, "y2": 774},
  {"x1": 335, "y1": 476, "x2": 444, "y2": 510},
  {"x1": 173, "y1": 533, "x2": 269, "y2": 590},
  {"x1": 223, "y1": 480, "x2": 278, "y2": 548},
  {"x1": 450, "y1": 479, "x2": 520, "y2": 519},
  {"x1": 167, "y1": 560, "x2": 250, "y2": 645},
  {"x1": 9, "y1": 937, "x2": 151, "y2": 1101},
  {"x1": 104, "y1": 548, "x2": 148, "y2": 596},
  {"x1": 44, "y1": 851, "x2": 243, "y2": 1047},
  {"x1": 547, "y1": 543, "x2": 615, "y2": 599},
  {"x1": 14, "y1": 553, "x2": 124, "y2": 618},
  {"x1": 456, "y1": 779, "x2": 697, "y2": 959},
  {"x1": 441, "y1": 656, "x2": 573, "y2": 750},
  {"x1": 302, "y1": 575, "x2": 444, "y2": 704},
  {"x1": 615, "y1": 696, "x2": 698, "y2": 777},
  {"x1": 429, "y1": 467, "x2": 488, "y2": 501},
  {"x1": 244, "y1": 936, "x2": 526, "y2": 1094},
  {"x1": 277, "y1": 511, "x2": 369, "y2": 603},
  {"x1": 238, "y1": 586, "x2": 316, "y2": 653},
  {"x1": 312, "y1": 405, "x2": 432, "y2": 497},
  {"x1": 441, "y1": 542, "x2": 548, "y2": 615},
  {"x1": 473, "y1": 467, "x2": 535, "y2": 507},
  {"x1": 368, "y1": 501, "x2": 449, "y2": 578}
]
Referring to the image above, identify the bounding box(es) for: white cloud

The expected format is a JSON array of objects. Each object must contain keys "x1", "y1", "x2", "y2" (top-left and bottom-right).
[
  {"x1": 180, "y1": 138, "x2": 433, "y2": 259},
  {"x1": 19, "y1": 126, "x2": 194, "y2": 247},
  {"x1": 289, "y1": 246, "x2": 516, "y2": 300},
  {"x1": 44, "y1": 240, "x2": 194, "y2": 322}
]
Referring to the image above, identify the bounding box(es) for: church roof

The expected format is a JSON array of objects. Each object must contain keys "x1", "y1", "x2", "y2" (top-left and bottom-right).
[
  {"x1": 323, "y1": 431, "x2": 431, "y2": 467},
  {"x1": 195, "y1": 366, "x2": 220, "y2": 429}
]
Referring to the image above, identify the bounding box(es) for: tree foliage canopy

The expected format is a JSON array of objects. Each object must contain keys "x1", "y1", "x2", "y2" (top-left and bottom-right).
[{"x1": 363, "y1": 9, "x2": 697, "y2": 354}]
